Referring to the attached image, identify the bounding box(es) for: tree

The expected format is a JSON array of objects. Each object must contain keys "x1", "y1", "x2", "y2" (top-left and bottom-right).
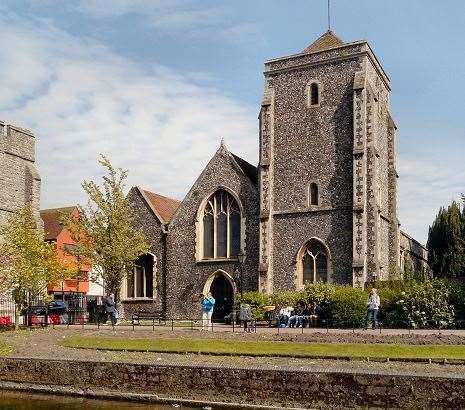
[
  {"x1": 0, "y1": 207, "x2": 67, "y2": 329},
  {"x1": 427, "y1": 201, "x2": 465, "y2": 277},
  {"x1": 62, "y1": 156, "x2": 149, "y2": 300}
]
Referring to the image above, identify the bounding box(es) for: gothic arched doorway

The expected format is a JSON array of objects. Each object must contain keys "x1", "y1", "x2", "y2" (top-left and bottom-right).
[{"x1": 204, "y1": 271, "x2": 235, "y2": 321}]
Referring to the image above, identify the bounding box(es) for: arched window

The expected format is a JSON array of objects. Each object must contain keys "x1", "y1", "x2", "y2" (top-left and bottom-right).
[
  {"x1": 307, "y1": 81, "x2": 320, "y2": 107},
  {"x1": 309, "y1": 182, "x2": 319, "y2": 206},
  {"x1": 302, "y1": 239, "x2": 328, "y2": 284},
  {"x1": 202, "y1": 189, "x2": 241, "y2": 259},
  {"x1": 127, "y1": 254, "x2": 154, "y2": 299}
]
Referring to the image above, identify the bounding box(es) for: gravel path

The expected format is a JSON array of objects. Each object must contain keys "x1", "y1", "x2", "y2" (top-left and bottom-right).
[{"x1": 2, "y1": 327, "x2": 465, "y2": 380}]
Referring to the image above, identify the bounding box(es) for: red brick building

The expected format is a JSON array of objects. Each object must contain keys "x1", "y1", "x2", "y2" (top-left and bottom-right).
[{"x1": 40, "y1": 206, "x2": 91, "y2": 295}]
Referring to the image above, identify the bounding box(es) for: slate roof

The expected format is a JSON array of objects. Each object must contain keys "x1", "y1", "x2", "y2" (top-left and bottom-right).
[
  {"x1": 303, "y1": 30, "x2": 344, "y2": 54},
  {"x1": 231, "y1": 153, "x2": 258, "y2": 188},
  {"x1": 138, "y1": 188, "x2": 181, "y2": 224},
  {"x1": 40, "y1": 206, "x2": 76, "y2": 241}
]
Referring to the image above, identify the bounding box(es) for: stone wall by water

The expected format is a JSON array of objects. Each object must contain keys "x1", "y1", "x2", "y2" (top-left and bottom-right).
[{"x1": 0, "y1": 357, "x2": 464, "y2": 408}]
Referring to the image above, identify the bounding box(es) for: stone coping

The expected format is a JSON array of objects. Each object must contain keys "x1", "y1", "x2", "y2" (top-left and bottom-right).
[{"x1": 5, "y1": 355, "x2": 465, "y2": 380}]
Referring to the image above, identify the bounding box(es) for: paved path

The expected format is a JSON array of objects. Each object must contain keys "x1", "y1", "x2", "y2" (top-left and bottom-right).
[{"x1": 54, "y1": 322, "x2": 465, "y2": 337}]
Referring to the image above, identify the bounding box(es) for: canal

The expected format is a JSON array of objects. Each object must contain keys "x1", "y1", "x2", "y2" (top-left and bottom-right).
[{"x1": 0, "y1": 391, "x2": 208, "y2": 409}]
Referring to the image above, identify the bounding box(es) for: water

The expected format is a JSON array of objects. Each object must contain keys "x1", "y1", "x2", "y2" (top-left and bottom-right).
[{"x1": 0, "y1": 391, "x2": 204, "y2": 409}]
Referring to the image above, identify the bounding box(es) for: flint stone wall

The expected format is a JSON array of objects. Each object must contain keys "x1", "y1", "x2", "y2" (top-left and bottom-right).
[
  {"x1": 166, "y1": 146, "x2": 259, "y2": 318},
  {"x1": 122, "y1": 187, "x2": 166, "y2": 317},
  {"x1": 264, "y1": 53, "x2": 361, "y2": 287},
  {"x1": 0, "y1": 357, "x2": 464, "y2": 409}
]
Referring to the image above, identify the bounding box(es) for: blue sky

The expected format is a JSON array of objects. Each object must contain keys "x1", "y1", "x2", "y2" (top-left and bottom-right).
[{"x1": 1, "y1": 0, "x2": 464, "y2": 244}]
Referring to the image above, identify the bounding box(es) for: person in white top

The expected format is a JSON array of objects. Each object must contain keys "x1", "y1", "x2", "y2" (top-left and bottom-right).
[
  {"x1": 278, "y1": 306, "x2": 293, "y2": 327},
  {"x1": 366, "y1": 288, "x2": 380, "y2": 329}
]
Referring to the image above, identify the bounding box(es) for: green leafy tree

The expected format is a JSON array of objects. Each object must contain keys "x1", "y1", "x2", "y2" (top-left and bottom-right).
[
  {"x1": 62, "y1": 156, "x2": 149, "y2": 300},
  {"x1": 0, "y1": 207, "x2": 67, "y2": 328},
  {"x1": 427, "y1": 201, "x2": 465, "y2": 277}
]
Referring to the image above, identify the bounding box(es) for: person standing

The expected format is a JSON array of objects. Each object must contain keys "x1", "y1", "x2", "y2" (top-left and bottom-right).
[
  {"x1": 366, "y1": 288, "x2": 380, "y2": 329},
  {"x1": 239, "y1": 302, "x2": 252, "y2": 332},
  {"x1": 105, "y1": 293, "x2": 118, "y2": 326},
  {"x1": 200, "y1": 292, "x2": 215, "y2": 331}
]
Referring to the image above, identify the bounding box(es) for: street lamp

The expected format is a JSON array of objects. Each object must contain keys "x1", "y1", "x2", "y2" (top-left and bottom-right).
[{"x1": 236, "y1": 251, "x2": 245, "y2": 299}]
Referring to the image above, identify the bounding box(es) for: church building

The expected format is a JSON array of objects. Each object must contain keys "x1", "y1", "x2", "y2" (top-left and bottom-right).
[{"x1": 123, "y1": 31, "x2": 428, "y2": 319}]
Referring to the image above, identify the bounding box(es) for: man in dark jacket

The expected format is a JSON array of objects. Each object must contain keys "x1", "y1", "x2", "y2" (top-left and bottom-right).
[{"x1": 104, "y1": 293, "x2": 117, "y2": 325}]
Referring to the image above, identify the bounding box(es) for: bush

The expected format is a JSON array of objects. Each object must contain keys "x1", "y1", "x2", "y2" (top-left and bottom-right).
[
  {"x1": 396, "y1": 280, "x2": 454, "y2": 328},
  {"x1": 235, "y1": 291, "x2": 270, "y2": 320},
  {"x1": 269, "y1": 291, "x2": 300, "y2": 311},
  {"x1": 234, "y1": 278, "x2": 460, "y2": 329},
  {"x1": 448, "y1": 281, "x2": 465, "y2": 324},
  {"x1": 375, "y1": 280, "x2": 408, "y2": 327},
  {"x1": 328, "y1": 286, "x2": 367, "y2": 327},
  {"x1": 299, "y1": 282, "x2": 335, "y2": 304}
]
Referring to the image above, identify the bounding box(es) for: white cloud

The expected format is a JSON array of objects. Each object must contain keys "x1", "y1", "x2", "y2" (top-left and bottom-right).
[
  {"x1": 0, "y1": 13, "x2": 258, "y2": 208},
  {"x1": 398, "y1": 155, "x2": 464, "y2": 244}
]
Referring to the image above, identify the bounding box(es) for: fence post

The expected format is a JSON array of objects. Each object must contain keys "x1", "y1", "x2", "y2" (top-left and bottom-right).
[
  {"x1": 152, "y1": 318, "x2": 155, "y2": 332},
  {"x1": 171, "y1": 319, "x2": 174, "y2": 332},
  {"x1": 211, "y1": 320, "x2": 214, "y2": 332},
  {"x1": 191, "y1": 320, "x2": 194, "y2": 331},
  {"x1": 232, "y1": 317, "x2": 235, "y2": 333}
]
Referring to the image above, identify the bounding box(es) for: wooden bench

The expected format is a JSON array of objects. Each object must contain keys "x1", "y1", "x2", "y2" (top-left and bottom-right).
[{"x1": 131, "y1": 311, "x2": 165, "y2": 330}]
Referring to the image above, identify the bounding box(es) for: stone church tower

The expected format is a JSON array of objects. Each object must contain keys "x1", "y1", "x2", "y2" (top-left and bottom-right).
[
  {"x1": 0, "y1": 121, "x2": 41, "y2": 227},
  {"x1": 258, "y1": 31, "x2": 400, "y2": 291}
]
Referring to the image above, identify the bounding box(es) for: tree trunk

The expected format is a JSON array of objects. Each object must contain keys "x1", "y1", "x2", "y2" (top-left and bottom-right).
[{"x1": 14, "y1": 303, "x2": 21, "y2": 330}]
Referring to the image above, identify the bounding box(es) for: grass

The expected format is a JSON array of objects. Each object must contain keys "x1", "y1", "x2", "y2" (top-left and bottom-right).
[
  {"x1": 60, "y1": 335, "x2": 465, "y2": 360},
  {"x1": 0, "y1": 341, "x2": 11, "y2": 356}
]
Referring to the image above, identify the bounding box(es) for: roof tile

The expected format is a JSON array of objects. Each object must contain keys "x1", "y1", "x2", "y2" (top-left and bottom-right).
[
  {"x1": 140, "y1": 189, "x2": 181, "y2": 223},
  {"x1": 303, "y1": 30, "x2": 344, "y2": 54}
]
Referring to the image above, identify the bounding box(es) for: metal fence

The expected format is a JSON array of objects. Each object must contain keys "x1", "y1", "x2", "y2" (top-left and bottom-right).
[
  {"x1": 53, "y1": 312, "x2": 457, "y2": 336},
  {"x1": 0, "y1": 294, "x2": 90, "y2": 327}
]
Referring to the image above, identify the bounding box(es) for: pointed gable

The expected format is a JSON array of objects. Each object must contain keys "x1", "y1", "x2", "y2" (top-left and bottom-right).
[
  {"x1": 168, "y1": 141, "x2": 258, "y2": 227},
  {"x1": 303, "y1": 30, "x2": 344, "y2": 54}
]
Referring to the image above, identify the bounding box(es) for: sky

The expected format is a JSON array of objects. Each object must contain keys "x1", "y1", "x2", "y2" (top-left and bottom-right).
[{"x1": 0, "y1": 0, "x2": 464, "y2": 244}]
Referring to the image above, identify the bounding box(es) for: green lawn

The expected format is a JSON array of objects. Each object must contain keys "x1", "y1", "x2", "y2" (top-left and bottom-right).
[
  {"x1": 0, "y1": 341, "x2": 11, "y2": 356},
  {"x1": 60, "y1": 335, "x2": 465, "y2": 360}
]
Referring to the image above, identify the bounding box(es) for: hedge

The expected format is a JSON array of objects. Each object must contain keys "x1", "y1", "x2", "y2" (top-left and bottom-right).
[{"x1": 237, "y1": 279, "x2": 465, "y2": 329}]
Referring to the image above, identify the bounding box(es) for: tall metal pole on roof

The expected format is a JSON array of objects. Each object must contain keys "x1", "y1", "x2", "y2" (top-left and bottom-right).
[{"x1": 327, "y1": 0, "x2": 331, "y2": 31}]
